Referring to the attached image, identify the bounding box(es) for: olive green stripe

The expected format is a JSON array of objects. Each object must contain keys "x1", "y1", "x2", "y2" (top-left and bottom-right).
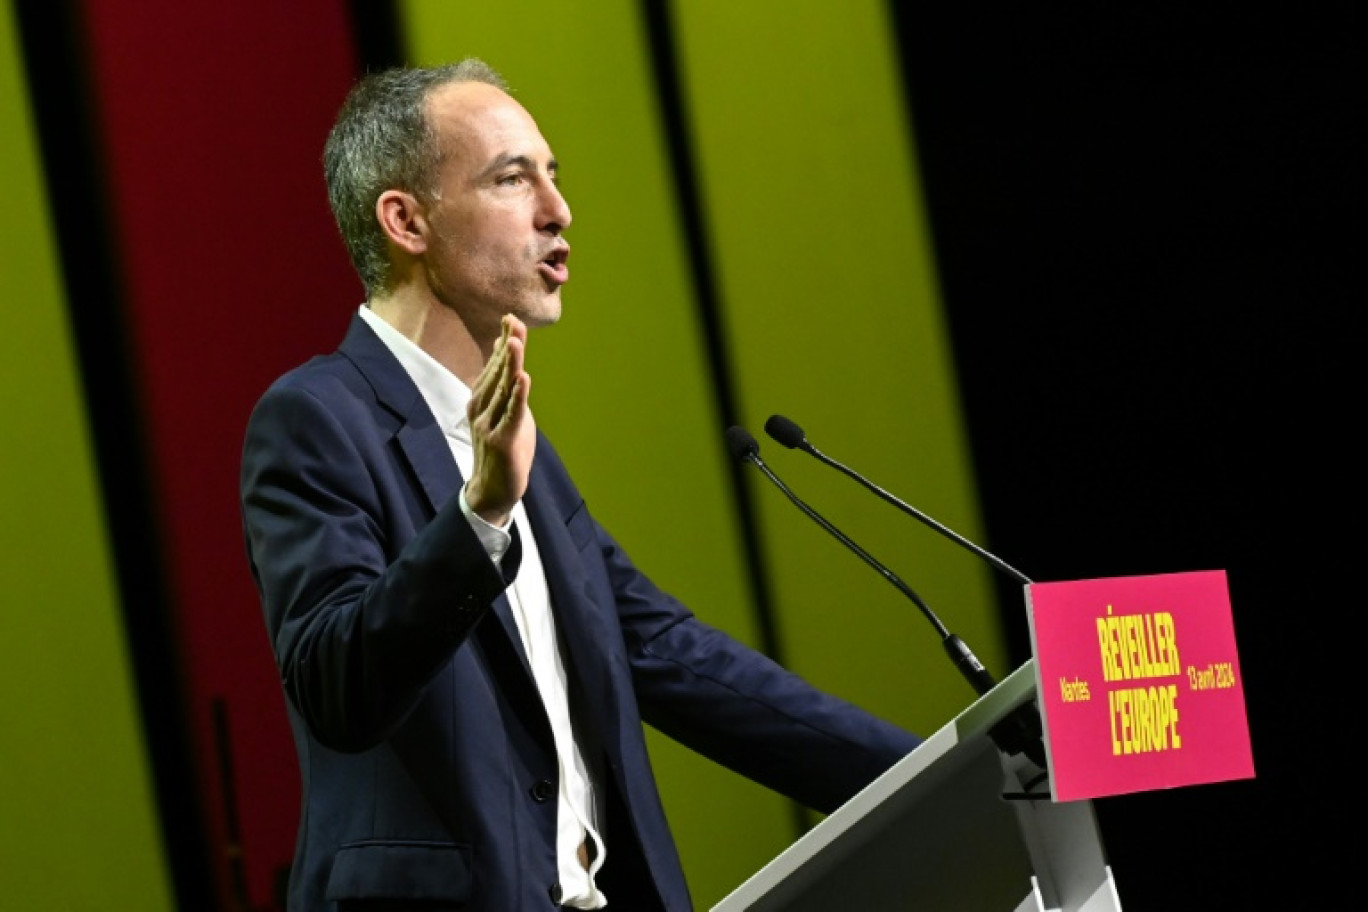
[
  {"x1": 670, "y1": 0, "x2": 1007, "y2": 736},
  {"x1": 398, "y1": 2, "x2": 796, "y2": 905},
  {"x1": 0, "y1": 5, "x2": 174, "y2": 909}
]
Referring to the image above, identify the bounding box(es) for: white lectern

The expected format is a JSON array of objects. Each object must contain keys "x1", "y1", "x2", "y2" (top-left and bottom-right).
[{"x1": 711, "y1": 660, "x2": 1121, "y2": 911}]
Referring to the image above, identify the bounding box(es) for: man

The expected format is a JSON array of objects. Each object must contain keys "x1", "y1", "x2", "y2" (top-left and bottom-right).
[{"x1": 240, "y1": 59, "x2": 920, "y2": 911}]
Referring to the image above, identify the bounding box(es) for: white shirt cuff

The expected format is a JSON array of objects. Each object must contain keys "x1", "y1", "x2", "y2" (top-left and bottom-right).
[{"x1": 459, "y1": 484, "x2": 513, "y2": 566}]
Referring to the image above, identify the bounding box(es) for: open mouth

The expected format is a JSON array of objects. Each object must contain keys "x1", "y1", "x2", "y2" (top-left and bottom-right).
[{"x1": 538, "y1": 245, "x2": 570, "y2": 286}]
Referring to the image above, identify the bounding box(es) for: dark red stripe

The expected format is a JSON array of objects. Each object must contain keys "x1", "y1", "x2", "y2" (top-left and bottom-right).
[{"x1": 79, "y1": 2, "x2": 361, "y2": 906}]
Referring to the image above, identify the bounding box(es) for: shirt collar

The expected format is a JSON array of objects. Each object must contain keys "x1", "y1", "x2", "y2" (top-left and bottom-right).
[{"x1": 357, "y1": 305, "x2": 472, "y2": 444}]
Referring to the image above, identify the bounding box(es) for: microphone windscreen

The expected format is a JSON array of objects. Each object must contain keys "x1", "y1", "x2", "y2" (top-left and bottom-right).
[
  {"x1": 724, "y1": 426, "x2": 760, "y2": 461},
  {"x1": 764, "y1": 414, "x2": 806, "y2": 449}
]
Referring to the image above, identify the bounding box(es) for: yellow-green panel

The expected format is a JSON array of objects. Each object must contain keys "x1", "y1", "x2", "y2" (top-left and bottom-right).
[
  {"x1": 0, "y1": 6, "x2": 174, "y2": 910},
  {"x1": 400, "y1": 1, "x2": 794, "y2": 905},
  {"x1": 673, "y1": 2, "x2": 1008, "y2": 732}
]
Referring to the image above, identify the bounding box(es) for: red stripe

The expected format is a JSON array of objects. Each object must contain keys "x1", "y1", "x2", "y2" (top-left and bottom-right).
[{"x1": 79, "y1": 2, "x2": 360, "y2": 906}]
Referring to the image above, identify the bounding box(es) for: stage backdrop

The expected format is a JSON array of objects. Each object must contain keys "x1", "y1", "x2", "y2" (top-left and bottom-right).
[{"x1": 1, "y1": 0, "x2": 1197, "y2": 908}]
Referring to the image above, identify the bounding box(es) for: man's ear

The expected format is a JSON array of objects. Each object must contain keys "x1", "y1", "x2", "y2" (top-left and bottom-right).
[{"x1": 376, "y1": 189, "x2": 429, "y2": 257}]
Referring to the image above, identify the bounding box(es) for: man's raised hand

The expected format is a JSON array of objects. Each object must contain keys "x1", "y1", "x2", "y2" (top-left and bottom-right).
[{"x1": 465, "y1": 315, "x2": 536, "y2": 526}]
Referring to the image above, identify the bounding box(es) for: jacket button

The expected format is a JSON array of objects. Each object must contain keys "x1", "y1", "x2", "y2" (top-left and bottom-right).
[
  {"x1": 531, "y1": 779, "x2": 555, "y2": 802},
  {"x1": 549, "y1": 883, "x2": 563, "y2": 904}
]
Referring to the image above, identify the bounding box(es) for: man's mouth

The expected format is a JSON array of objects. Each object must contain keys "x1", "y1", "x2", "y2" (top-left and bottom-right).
[{"x1": 538, "y1": 245, "x2": 570, "y2": 287}]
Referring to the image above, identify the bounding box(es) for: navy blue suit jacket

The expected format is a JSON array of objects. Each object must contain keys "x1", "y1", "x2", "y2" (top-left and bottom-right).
[{"x1": 240, "y1": 314, "x2": 920, "y2": 911}]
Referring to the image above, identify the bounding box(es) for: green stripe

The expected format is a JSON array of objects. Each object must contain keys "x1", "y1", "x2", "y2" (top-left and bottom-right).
[
  {"x1": 399, "y1": 1, "x2": 794, "y2": 904},
  {"x1": 671, "y1": 0, "x2": 1006, "y2": 729},
  {"x1": 0, "y1": 5, "x2": 174, "y2": 909},
  {"x1": 398, "y1": 2, "x2": 1010, "y2": 904}
]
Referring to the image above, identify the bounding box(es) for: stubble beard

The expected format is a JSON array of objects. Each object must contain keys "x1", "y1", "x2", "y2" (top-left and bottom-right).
[{"x1": 431, "y1": 246, "x2": 562, "y2": 341}]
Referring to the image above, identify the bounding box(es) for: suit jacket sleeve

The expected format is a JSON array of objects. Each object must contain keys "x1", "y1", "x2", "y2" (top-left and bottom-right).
[
  {"x1": 532, "y1": 443, "x2": 923, "y2": 815},
  {"x1": 618, "y1": 551, "x2": 922, "y2": 812},
  {"x1": 240, "y1": 377, "x2": 520, "y2": 753}
]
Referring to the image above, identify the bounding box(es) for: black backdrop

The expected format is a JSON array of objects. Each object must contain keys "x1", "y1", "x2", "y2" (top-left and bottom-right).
[{"x1": 893, "y1": 7, "x2": 1358, "y2": 908}]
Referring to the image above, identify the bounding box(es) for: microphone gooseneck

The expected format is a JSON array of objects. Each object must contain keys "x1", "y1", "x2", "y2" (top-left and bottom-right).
[
  {"x1": 725, "y1": 425, "x2": 996, "y2": 696},
  {"x1": 738, "y1": 421, "x2": 1048, "y2": 769},
  {"x1": 763, "y1": 414, "x2": 1033, "y2": 586}
]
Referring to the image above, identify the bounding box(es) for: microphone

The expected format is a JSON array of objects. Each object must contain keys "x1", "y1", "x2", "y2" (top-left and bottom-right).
[
  {"x1": 729, "y1": 424, "x2": 1047, "y2": 769},
  {"x1": 725, "y1": 426, "x2": 995, "y2": 697},
  {"x1": 763, "y1": 414, "x2": 1032, "y2": 586}
]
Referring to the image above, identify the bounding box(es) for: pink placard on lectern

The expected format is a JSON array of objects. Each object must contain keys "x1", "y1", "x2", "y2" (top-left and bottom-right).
[{"x1": 1026, "y1": 569, "x2": 1254, "y2": 802}]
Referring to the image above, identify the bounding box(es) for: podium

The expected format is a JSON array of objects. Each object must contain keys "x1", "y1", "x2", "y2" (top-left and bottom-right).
[{"x1": 711, "y1": 660, "x2": 1121, "y2": 911}]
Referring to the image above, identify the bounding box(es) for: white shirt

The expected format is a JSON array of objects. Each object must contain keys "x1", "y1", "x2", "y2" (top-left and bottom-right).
[{"x1": 359, "y1": 306, "x2": 607, "y2": 908}]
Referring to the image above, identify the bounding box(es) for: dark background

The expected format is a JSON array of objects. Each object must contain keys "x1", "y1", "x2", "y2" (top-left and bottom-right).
[{"x1": 896, "y1": 7, "x2": 1358, "y2": 907}]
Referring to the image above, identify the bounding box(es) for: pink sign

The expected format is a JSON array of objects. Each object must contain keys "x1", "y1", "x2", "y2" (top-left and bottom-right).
[{"x1": 1027, "y1": 570, "x2": 1254, "y2": 802}]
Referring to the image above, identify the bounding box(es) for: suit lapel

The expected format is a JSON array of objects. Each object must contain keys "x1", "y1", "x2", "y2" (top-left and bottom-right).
[
  {"x1": 338, "y1": 313, "x2": 463, "y2": 517},
  {"x1": 339, "y1": 313, "x2": 536, "y2": 686},
  {"x1": 522, "y1": 460, "x2": 620, "y2": 734}
]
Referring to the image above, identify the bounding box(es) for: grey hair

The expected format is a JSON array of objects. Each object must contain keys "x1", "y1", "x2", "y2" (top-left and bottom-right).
[{"x1": 323, "y1": 58, "x2": 509, "y2": 299}]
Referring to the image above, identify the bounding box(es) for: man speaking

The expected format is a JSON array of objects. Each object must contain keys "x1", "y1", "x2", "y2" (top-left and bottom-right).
[{"x1": 240, "y1": 59, "x2": 920, "y2": 911}]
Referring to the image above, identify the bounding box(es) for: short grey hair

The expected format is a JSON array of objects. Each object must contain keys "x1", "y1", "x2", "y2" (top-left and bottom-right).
[{"x1": 323, "y1": 58, "x2": 509, "y2": 299}]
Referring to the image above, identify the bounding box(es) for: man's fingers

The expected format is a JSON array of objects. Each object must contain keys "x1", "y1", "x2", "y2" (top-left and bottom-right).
[
  {"x1": 468, "y1": 324, "x2": 511, "y2": 414},
  {"x1": 469, "y1": 315, "x2": 529, "y2": 429},
  {"x1": 492, "y1": 339, "x2": 527, "y2": 429},
  {"x1": 465, "y1": 317, "x2": 536, "y2": 519},
  {"x1": 502, "y1": 371, "x2": 530, "y2": 427},
  {"x1": 470, "y1": 336, "x2": 527, "y2": 431}
]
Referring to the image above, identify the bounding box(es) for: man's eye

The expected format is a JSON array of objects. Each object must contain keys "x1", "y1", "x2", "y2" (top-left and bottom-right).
[{"x1": 497, "y1": 173, "x2": 524, "y2": 186}]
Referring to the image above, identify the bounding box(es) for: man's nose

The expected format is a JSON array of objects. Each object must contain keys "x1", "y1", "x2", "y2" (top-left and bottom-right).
[{"x1": 539, "y1": 181, "x2": 572, "y2": 232}]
